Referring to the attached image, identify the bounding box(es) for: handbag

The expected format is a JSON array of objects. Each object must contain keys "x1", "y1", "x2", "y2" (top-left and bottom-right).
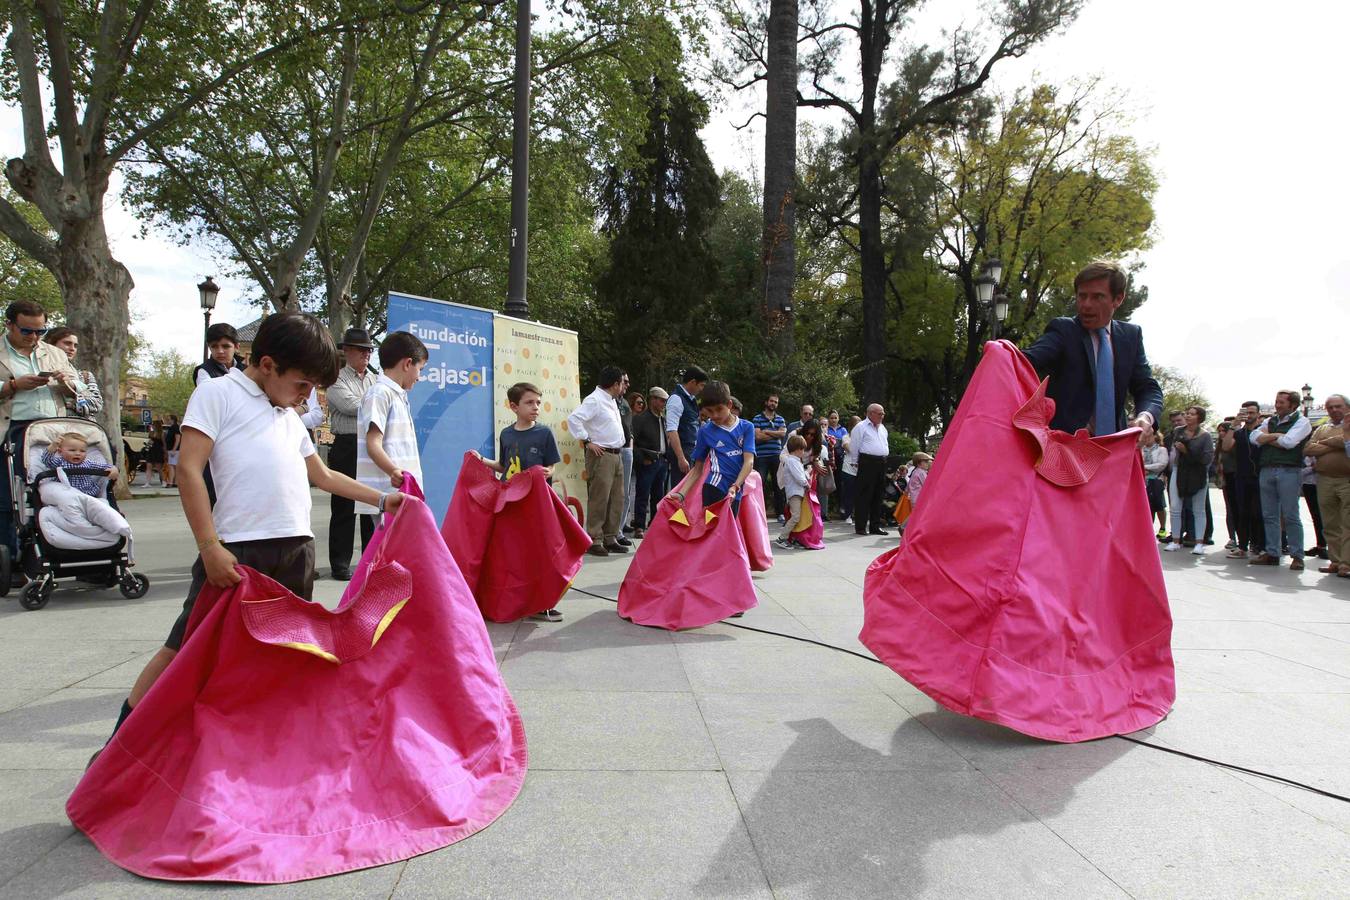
[{"x1": 817, "y1": 466, "x2": 836, "y2": 495}]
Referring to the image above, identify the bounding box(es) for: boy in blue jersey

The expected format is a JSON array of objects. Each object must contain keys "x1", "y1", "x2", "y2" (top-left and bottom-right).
[{"x1": 677, "y1": 381, "x2": 755, "y2": 515}]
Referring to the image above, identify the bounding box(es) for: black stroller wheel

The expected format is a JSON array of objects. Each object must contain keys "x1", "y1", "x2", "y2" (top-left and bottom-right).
[
  {"x1": 20, "y1": 579, "x2": 51, "y2": 611},
  {"x1": 0, "y1": 545, "x2": 10, "y2": 598},
  {"x1": 119, "y1": 573, "x2": 149, "y2": 599}
]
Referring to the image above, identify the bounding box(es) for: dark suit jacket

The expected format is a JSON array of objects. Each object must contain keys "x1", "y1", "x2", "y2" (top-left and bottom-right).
[{"x1": 1022, "y1": 316, "x2": 1163, "y2": 434}]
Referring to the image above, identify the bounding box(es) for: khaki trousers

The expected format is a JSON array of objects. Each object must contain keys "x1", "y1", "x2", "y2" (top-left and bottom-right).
[
  {"x1": 584, "y1": 450, "x2": 624, "y2": 542},
  {"x1": 1317, "y1": 474, "x2": 1350, "y2": 565}
]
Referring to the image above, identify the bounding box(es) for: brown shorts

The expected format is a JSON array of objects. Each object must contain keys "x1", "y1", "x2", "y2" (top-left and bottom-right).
[{"x1": 164, "y1": 536, "x2": 315, "y2": 651}]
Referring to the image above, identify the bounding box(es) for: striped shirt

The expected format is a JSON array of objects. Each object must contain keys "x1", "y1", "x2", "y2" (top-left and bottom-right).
[
  {"x1": 355, "y1": 374, "x2": 421, "y2": 514},
  {"x1": 750, "y1": 412, "x2": 786, "y2": 458}
]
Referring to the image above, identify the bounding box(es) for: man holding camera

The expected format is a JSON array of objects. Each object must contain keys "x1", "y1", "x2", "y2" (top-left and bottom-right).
[{"x1": 0, "y1": 300, "x2": 83, "y2": 581}]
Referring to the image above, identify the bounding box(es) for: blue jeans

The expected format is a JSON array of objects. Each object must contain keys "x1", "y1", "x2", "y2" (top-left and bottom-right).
[
  {"x1": 633, "y1": 457, "x2": 667, "y2": 528},
  {"x1": 1259, "y1": 466, "x2": 1304, "y2": 559},
  {"x1": 1168, "y1": 471, "x2": 1206, "y2": 545}
]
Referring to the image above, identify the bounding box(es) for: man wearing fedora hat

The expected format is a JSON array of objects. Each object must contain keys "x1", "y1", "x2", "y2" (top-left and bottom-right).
[{"x1": 325, "y1": 327, "x2": 381, "y2": 579}]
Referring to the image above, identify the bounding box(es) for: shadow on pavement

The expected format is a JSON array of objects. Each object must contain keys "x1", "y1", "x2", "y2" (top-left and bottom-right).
[{"x1": 697, "y1": 712, "x2": 1129, "y2": 897}]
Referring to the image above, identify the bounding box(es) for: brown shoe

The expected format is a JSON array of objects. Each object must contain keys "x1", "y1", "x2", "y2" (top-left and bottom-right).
[
  {"x1": 632, "y1": 527, "x2": 645, "y2": 539},
  {"x1": 1248, "y1": 554, "x2": 1279, "y2": 566},
  {"x1": 1320, "y1": 564, "x2": 1339, "y2": 574},
  {"x1": 1338, "y1": 565, "x2": 1350, "y2": 578},
  {"x1": 603, "y1": 541, "x2": 629, "y2": 554},
  {"x1": 1290, "y1": 558, "x2": 1305, "y2": 571},
  {"x1": 586, "y1": 543, "x2": 609, "y2": 557}
]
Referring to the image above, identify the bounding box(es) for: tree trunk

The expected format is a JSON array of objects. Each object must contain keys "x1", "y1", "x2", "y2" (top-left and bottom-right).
[
  {"x1": 761, "y1": 0, "x2": 797, "y2": 357},
  {"x1": 858, "y1": 153, "x2": 888, "y2": 407},
  {"x1": 57, "y1": 211, "x2": 133, "y2": 474}
]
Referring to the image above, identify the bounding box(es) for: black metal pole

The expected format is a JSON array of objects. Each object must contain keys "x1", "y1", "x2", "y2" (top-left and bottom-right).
[
  {"x1": 504, "y1": 0, "x2": 532, "y2": 318},
  {"x1": 203, "y1": 309, "x2": 211, "y2": 363}
]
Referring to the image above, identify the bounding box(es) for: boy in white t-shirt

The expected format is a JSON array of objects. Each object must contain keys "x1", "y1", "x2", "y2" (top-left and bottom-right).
[
  {"x1": 355, "y1": 331, "x2": 427, "y2": 512},
  {"x1": 775, "y1": 434, "x2": 810, "y2": 548},
  {"x1": 101, "y1": 312, "x2": 407, "y2": 750}
]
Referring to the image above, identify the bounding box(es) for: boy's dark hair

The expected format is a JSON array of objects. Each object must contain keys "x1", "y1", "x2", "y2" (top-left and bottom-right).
[
  {"x1": 249, "y1": 312, "x2": 340, "y2": 387},
  {"x1": 786, "y1": 434, "x2": 807, "y2": 452},
  {"x1": 206, "y1": 322, "x2": 240, "y2": 345},
  {"x1": 1241, "y1": 400, "x2": 1260, "y2": 409},
  {"x1": 598, "y1": 366, "x2": 625, "y2": 389},
  {"x1": 508, "y1": 382, "x2": 542, "y2": 404},
  {"x1": 378, "y1": 330, "x2": 429, "y2": 370},
  {"x1": 682, "y1": 365, "x2": 709, "y2": 385},
  {"x1": 5, "y1": 300, "x2": 46, "y2": 323},
  {"x1": 699, "y1": 380, "x2": 732, "y2": 408}
]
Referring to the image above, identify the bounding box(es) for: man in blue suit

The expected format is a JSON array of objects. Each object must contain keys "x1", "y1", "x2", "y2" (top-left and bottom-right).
[{"x1": 1023, "y1": 260, "x2": 1163, "y2": 436}]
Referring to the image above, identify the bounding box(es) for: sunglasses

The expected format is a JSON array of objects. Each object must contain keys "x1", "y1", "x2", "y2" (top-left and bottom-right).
[{"x1": 16, "y1": 326, "x2": 48, "y2": 336}]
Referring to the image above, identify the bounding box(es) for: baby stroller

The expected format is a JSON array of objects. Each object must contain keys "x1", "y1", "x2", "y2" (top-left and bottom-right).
[{"x1": 2, "y1": 417, "x2": 149, "y2": 610}]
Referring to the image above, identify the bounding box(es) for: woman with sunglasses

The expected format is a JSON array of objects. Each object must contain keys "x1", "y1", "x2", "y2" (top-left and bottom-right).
[{"x1": 0, "y1": 300, "x2": 84, "y2": 582}]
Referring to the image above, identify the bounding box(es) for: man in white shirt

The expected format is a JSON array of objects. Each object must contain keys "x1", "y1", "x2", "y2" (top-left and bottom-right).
[
  {"x1": 567, "y1": 366, "x2": 629, "y2": 556},
  {"x1": 849, "y1": 403, "x2": 891, "y2": 536},
  {"x1": 1247, "y1": 389, "x2": 1313, "y2": 570}
]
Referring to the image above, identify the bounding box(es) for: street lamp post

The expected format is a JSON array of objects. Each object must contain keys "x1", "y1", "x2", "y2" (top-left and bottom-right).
[
  {"x1": 198, "y1": 276, "x2": 220, "y2": 363},
  {"x1": 992, "y1": 292, "x2": 1009, "y2": 340},
  {"x1": 1302, "y1": 383, "x2": 1314, "y2": 417},
  {"x1": 974, "y1": 256, "x2": 1004, "y2": 341},
  {"x1": 504, "y1": 0, "x2": 532, "y2": 319}
]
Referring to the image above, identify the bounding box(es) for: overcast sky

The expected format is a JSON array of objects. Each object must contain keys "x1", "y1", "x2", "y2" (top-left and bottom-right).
[{"x1": 1, "y1": 0, "x2": 1341, "y2": 417}]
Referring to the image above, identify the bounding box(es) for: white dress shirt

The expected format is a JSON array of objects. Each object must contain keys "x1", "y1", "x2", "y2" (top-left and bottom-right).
[
  {"x1": 567, "y1": 386, "x2": 625, "y2": 449},
  {"x1": 1248, "y1": 412, "x2": 1312, "y2": 448},
  {"x1": 848, "y1": 420, "x2": 889, "y2": 464}
]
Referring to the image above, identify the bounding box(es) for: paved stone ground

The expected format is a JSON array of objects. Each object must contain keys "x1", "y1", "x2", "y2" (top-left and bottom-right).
[{"x1": 0, "y1": 489, "x2": 1346, "y2": 898}]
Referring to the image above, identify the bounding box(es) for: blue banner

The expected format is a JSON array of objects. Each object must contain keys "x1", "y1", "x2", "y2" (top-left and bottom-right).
[{"x1": 385, "y1": 292, "x2": 495, "y2": 523}]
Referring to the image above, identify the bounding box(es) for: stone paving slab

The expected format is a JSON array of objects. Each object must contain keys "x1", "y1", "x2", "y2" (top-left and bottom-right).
[{"x1": 0, "y1": 490, "x2": 1346, "y2": 898}]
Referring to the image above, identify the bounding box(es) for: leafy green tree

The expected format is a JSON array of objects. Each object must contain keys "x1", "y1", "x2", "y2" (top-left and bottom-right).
[
  {"x1": 139, "y1": 350, "x2": 197, "y2": 421},
  {"x1": 0, "y1": 0, "x2": 384, "y2": 453},
  {"x1": 0, "y1": 186, "x2": 60, "y2": 314},
  {"x1": 591, "y1": 75, "x2": 723, "y2": 387},
  {"x1": 1151, "y1": 365, "x2": 1211, "y2": 420},
  {"x1": 719, "y1": 0, "x2": 1081, "y2": 406}
]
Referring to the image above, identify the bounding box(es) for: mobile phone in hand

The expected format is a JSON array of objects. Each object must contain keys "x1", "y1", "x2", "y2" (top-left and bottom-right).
[{"x1": 36, "y1": 371, "x2": 54, "y2": 378}]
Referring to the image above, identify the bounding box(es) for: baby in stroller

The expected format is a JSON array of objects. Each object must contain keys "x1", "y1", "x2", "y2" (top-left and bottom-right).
[{"x1": 32, "y1": 430, "x2": 132, "y2": 551}]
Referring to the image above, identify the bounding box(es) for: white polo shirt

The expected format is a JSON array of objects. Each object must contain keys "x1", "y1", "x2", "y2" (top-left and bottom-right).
[
  {"x1": 355, "y1": 374, "x2": 422, "y2": 514},
  {"x1": 182, "y1": 368, "x2": 317, "y2": 543}
]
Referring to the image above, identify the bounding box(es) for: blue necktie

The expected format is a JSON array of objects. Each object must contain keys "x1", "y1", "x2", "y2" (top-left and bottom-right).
[{"x1": 1093, "y1": 327, "x2": 1115, "y2": 436}]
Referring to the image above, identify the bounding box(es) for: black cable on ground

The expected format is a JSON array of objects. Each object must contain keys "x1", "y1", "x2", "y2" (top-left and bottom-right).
[{"x1": 565, "y1": 585, "x2": 1350, "y2": 804}]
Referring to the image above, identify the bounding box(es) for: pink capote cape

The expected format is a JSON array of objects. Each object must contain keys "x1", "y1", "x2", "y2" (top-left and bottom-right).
[
  {"x1": 787, "y1": 468, "x2": 825, "y2": 550},
  {"x1": 66, "y1": 495, "x2": 527, "y2": 883},
  {"x1": 443, "y1": 451, "x2": 592, "y2": 622},
  {"x1": 618, "y1": 470, "x2": 758, "y2": 630},
  {"x1": 736, "y1": 469, "x2": 774, "y2": 571},
  {"x1": 860, "y1": 340, "x2": 1174, "y2": 743}
]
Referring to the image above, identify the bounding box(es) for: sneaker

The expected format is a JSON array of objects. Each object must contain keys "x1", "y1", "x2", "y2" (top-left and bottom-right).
[
  {"x1": 843, "y1": 517, "x2": 853, "y2": 525},
  {"x1": 1224, "y1": 540, "x2": 1238, "y2": 550},
  {"x1": 530, "y1": 608, "x2": 564, "y2": 622},
  {"x1": 615, "y1": 536, "x2": 633, "y2": 547},
  {"x1": 1191, "y1": 545, "x2": 1204, "y2": 556},
  {"x1": 1157, "y1": 533, "x2": 1173, "y2": 544},
  {"x1": 1290, "y1": 558, "x2": 1305, "y2": 571},
  {"x1": 1162, "y1": 542, "x2": 1181, "y2": 552},
  {"x1": 774, "y1": 536, "x2": 792, "y2": 549},
  {"x1": 1225, "y1": 548, "x2": 1247, "y2": 559},
  {"x1": 1157, "y1": 529, "x2": 1168, "y2": 540}
]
